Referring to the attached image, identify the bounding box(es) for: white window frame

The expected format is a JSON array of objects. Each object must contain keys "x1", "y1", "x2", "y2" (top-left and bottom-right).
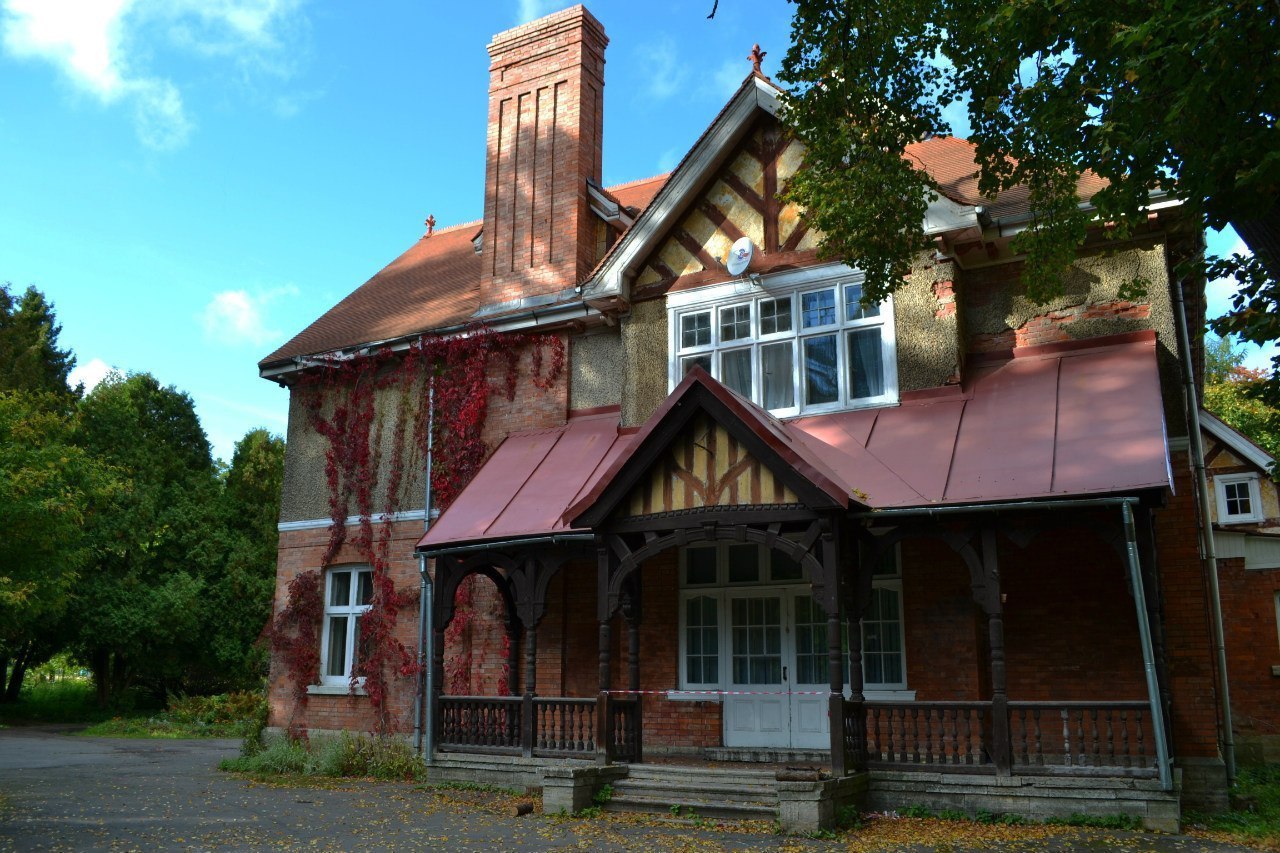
[
  {"x1": 318, "y1": 566, "x2": 373, "y2": 687},
  {"x1": 674, "y1": 542, "x2": 909, "y2": 696},
  {"x1": 667, "y1": 264, "x2": 898, "y2": 417},
  {"x1": 1215, "y1": 473, "x2": 1264, "y2": 524}
]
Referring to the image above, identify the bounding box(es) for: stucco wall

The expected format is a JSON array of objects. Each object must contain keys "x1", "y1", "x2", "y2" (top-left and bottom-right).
[
  {"x1": 279, "y1": 383, "x2": 428, "y2": 524},
  {"x1": 570, "y1": 330, "x2": 623, "y2": 410},
  {"x1": 621, "y1": 298, "x2": 669, "y2": 428},
  {"x1": 895, "y1": 255, "x2": 962, "y2": 393}
]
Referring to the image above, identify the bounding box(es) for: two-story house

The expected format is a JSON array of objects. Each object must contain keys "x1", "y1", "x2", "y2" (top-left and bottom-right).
[{"x1": 259, "y1": 5, "x2": 1247, "y2": 831}]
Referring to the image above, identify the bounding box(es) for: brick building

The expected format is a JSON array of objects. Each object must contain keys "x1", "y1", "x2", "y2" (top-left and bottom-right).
[{"x1": 259, "y1": 5, "x2": 1257, "y2": 831}]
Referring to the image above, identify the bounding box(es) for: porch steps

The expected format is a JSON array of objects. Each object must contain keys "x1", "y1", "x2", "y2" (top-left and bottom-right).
[{"x1": 606, "y1": 764, "x2": 780, "y2": 821}]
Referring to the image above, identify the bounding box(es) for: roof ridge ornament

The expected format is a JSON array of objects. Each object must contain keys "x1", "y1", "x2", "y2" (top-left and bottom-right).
[
  {"x1": 425, "y1": 214, "x2": 436, "y2": 236},
  {"x1": 748, "y1": 43, "x2": 767, "y2": 77}
]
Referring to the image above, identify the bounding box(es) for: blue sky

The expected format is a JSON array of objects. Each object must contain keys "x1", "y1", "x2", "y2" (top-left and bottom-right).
[{"x1": 0, "y1": 1, "x2": 1269, "y2": 462}]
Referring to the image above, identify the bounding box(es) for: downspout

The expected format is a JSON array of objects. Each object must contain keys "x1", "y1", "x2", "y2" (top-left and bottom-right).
[
  {"x1": 1172, "y1": 277, "x2": 1236, "y2": 782},
  {"x1": 414, "y1": 376, "x2": 436, "y2": 762},
  {"x1": 1121, "y1": 501, "x2": 1174, "y2": 790}
]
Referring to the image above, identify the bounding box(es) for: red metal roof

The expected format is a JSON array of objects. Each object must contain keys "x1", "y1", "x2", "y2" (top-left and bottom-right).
[
  {"x1": 418, "y1": 411, "x2": 632, "y2": 549},
  {"x1": 417, "y1": 333, "x2": 1171, "y2": 551}
]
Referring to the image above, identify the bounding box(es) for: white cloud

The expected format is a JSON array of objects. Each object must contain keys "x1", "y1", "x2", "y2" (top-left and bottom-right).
[
  {"x1": 703, "y1": 58, "x2": 745, "y2": 101},
  {"x1": 68, "y1": 357, "x2": 115, "y2": 393},
  {"x1": 200, "y1": 284, "x2": 298, "y2": 347},
  {"x1": 516, "y1": 0, "x2": 563, "y2": 24},
  {"x1": 0, "y1": 0, "x2": 305, "y2": 150},
  {"x1": 641, "y1": 36, "x2": 686, "y2": 101},
  {"x1": 656, "y1": 145, "x2": 683, "y2": 174}
]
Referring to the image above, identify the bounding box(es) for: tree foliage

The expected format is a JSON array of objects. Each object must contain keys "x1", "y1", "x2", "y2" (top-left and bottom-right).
[
  {"x1": 0, "y1": 283, "x2": 78, "y2": 397},
  {"x1": 778, "y1": 0, "x2": 1280, "y2": 386},
  {"x1": 1204, "y1": 335, "x2": 1280, "y2": 475}
]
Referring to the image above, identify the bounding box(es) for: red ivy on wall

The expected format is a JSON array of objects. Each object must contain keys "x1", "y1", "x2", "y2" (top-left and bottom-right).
[{"x1": 272, "y1": 328, "x2": 564, "y2": 734}]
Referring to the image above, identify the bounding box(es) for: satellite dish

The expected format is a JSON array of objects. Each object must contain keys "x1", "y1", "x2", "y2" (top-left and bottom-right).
[{"x1": 725, "y1": 236, "x2": 754, "y2": 276}]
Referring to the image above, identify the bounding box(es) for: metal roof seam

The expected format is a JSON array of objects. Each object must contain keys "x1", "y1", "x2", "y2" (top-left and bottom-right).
[
  {"x1": 1048, "y1": 358, "x2": 1063, "y2": 494},
  {"x1": 939, "y1": 398, "x2": 969, "y2": 502},
  {"x1": 481, "y1": 429, "x2": 566, "y2": 537}
]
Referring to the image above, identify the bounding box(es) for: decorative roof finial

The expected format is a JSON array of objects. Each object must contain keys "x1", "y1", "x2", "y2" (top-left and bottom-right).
[
  {"x1": 748, "y1": 44, "x2": 767, "y2": 76},
  {"x1": 425, "y1": 214, "x2": 436, "y2": 236}
]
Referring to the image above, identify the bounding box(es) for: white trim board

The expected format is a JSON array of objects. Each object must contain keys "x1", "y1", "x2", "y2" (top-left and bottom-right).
[
  {"x1": 1202, "y1": 409, "x2": 1276, "y2": 470},
  {"x1": 279, "y1": 509, "x2": 426, "y2": 532},
  {"x1": 1214, "y1": 530, "x2": 1280, "y2": 571}
]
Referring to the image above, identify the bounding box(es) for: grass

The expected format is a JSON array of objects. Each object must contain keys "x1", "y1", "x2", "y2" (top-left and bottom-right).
[
  {"x1": 0, "y1": 679, "x2": 132, "y2": 726},
  {"x1": 220, "y1": 731, "x2": 427, "y2": 781},
  {"x1": 1186, "y1": 764, "x2": 1280, "y2": 846},
  {"x1": 81, "y1": 692, "x2": 265, "y2": 739}
]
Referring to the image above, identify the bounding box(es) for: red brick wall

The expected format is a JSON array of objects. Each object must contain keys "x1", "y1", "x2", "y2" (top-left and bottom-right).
[
  {"x1": 1156, "y1": 452, "x2": 1226, "y2": 759},
  {"x1": 269, "y1": 520, "x2": 424, "y2": 734},
  {"x1": 1218, "y1": 557, "x2": 1280, "y2": 738},
  {"x1": 480, "y1": 336, "x2": 569, "y2": 445},
  {"x1": 900, "y1": 537, "x2": 985, "y2": 700}
]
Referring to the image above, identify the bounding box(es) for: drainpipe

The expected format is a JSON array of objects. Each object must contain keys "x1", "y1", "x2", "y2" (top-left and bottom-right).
[
  {"x1": 414, "y1": 377, "x2": 437, "y2": 762},
  {"x1": 1121, "y1": 501, "x2": 1174, "y2": 790},
  {"x1": 1172, "y1": 277, "x2": 1236, "y2": 782}
]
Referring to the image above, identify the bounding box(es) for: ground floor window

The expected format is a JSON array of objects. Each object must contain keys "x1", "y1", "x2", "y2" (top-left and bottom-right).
[
  {"x1": 321, "y1": 566, "x2": 373, "y2": 684},
  {"x1": 676, "y1": 543, "x2": 907, "y2": 694}
]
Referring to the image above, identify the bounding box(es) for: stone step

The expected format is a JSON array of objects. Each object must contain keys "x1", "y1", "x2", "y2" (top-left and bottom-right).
[
  {"x1": 612, "y1": 777, "x2": 777, "y2": 801},
  {"x1": 605, "y1": 793, "x2": 778, "y2": 821},
  {"x1": 623, "y1": 764, "x2": 779, "y2": 783}
]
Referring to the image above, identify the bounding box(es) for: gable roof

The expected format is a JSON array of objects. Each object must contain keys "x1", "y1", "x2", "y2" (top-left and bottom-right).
[
  {"x1": 1201, "y1": 409, "x2": 1276, "y2": 470},
  {"x1": 566, "y1": 366, "x2": 860, "y2": 528}
]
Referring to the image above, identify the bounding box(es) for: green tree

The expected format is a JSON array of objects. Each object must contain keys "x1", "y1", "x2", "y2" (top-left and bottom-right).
[
  {"x1": 0, "y1": 392, "x2": 117, "y2": 700},
  {"x1": 778, "y1": 0, "x2": 1279, "y2": 394},
  {"x1": 0, "y1": 284, "x2": 78, "y2": 397},
  {"x1": 72, "y1": 373, "x2": 225, "y2": 704},
  {"x1": 201, "y1": 428, "x2": 285, "y2": 688},
  {"x1": 1203, "y1": 336, "x2": 1280, "y2": 475}
]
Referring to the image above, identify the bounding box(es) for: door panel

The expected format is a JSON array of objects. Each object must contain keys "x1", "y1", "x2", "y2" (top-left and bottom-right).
[
  {"x1": 724, "y1": 594, "x2": 786, "y2": 747},
  {"x1": 790, "y1": 593, "x2": 831, "y2": 749}
]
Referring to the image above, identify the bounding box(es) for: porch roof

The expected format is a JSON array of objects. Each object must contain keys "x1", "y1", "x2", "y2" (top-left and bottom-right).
[{"x1": 417, "y1": 332, "x2": 1171, "y2": 551}]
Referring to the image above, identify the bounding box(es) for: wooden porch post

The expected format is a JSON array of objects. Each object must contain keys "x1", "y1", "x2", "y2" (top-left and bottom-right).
[
  {"x1": 846, "y1": 534, "x2": 873, "y2": 772},
  {"x1": 821, "y1": 520, "x2": 849, "y2": 777},
  {"x1": 596, "y1": 539, "x2": 617, "y2": 764},
  {"x1": 520, "y1": 619, "x2": 537, "y2": 757},
  {"x1": 623, "y1": 573, "x2": 643, "y2": 762},
  {"x1": 1134, "y1": 504, "x2": 1174, "y2": 756},
  {"x1": 979, "y1": 526, "x2": 1012, "y2": 775}
]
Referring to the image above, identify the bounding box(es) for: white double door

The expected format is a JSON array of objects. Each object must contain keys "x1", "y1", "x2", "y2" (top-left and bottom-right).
[{"x1": 723, "y1": 587, "x2": 833, "y2": 750}]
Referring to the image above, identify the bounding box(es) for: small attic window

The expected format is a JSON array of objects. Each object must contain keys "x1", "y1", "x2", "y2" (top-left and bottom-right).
[
  {"x1": 1216, "y1": 473, "x2": 1263, "y2": 524},
  {"x1": 472, "y1": 231, "x2": 484, "y2": 255}
]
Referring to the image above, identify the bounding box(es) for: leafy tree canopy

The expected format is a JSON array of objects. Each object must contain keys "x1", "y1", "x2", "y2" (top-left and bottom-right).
[
  {"x1": 1204, "y1": 335, "x2": 1280, "y2": 475},
  {"x1": 0, "y1": 283, "x2": 78, "y2": 398},
  {"x1": 778, "y1": 0, "x2": 1279, "y2": 395}
]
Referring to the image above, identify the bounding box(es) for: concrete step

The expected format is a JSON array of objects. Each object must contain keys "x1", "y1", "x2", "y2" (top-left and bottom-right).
[
  {"x1": 612, "y1": 777, "x2": 777, "y2": 801},
  {"x1": 623, "y1": 764, "x2": 778, "y2": 783},
  {"x1": 605, "y1": 793, "x2": 778, "y2": 821}
]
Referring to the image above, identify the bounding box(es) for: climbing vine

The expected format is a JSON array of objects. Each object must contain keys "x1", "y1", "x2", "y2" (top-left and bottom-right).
[{"x1": 273, "y1": 328, "x2": 564, "y2": 733}]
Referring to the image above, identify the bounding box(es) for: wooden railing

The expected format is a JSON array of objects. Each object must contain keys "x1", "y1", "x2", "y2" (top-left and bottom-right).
[
  {"x1": 605, "y1": 696, "x2": 642, "y2": 763},
  {"x1": 437, "y1": 695, "x2": 637, "y2": 761},
  {"x1": 438, "y1": 696, "x2": 522, "y2": 753},
  {"x1": 534, "y1": 698, "x2": 596, "y2": 756},
  {"x1": 864, "y1": 701, "x2": 993, "y2": 770},
  {"x1": 1008, "y1": 701, "x2": 1156, "y2": 774}
]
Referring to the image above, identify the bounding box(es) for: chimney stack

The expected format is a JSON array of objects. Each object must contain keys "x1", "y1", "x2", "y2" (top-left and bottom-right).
[{"x1": 480, "y1": 5, "x2": 607, "y2": 308}]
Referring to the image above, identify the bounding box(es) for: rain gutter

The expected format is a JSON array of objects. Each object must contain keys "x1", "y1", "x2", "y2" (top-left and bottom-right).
[{"x1": 418, "y1": 533, "x2": 596, "y2": 559}]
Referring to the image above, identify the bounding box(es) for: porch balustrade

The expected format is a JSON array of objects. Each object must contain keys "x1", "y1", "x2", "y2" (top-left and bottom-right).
[
  {"x1": 1008, "y1": 701, "x2": 1156, "y2": 773},
  {"x1": 864, "y1": 701, "x2": 992, "y2": 770},
  {"x1": 437, "y1": 694, "x2": 643, "y2": 761}
]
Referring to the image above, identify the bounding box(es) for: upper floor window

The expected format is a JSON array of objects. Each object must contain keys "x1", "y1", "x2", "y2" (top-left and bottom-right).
[
  {"x1": 1215, "y1": 473, "x2": 1263, "y2": 524},
  {"x1": 670, "y1": 268, "x2": 897, "y2": 416}
]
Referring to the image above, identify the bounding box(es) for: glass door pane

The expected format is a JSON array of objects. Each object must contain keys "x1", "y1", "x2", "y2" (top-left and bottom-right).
[{"x1": 731, "y1": 596, "x2": 782, "y2": 684}]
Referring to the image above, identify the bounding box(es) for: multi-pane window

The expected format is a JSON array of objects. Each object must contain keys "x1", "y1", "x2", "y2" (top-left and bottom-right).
[
  {"x1": 1216, "y1": 474, "x2": 1263, "y2": 523},
  {"x1": 672, "y1": 275, "x2": 895, "y2": 415},
  {"x1": 677, "y1": 543, "x2": 908, "y2": 693},
  {"x1": 685, "y1": 596, "x2": 719, "y2": 685},
  {"x1": 321, "y1": 567, "x2": 373, "y2": 683}
]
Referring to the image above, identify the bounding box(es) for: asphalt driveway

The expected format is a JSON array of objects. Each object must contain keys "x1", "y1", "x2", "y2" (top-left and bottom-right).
[{"x1": 0, "y1": 726, "x2": 1266, "y2": 851}]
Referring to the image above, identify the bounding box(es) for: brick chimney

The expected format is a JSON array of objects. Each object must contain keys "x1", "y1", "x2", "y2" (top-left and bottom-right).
[{"x1": 480, "y1": 5, "x2": 607, "y2": 308}]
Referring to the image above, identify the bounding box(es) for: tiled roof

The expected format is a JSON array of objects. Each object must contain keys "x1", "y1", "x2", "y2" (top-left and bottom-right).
[
  {"x1": 906, "y1": 135, "x2": 1107, "y2": 219},
  {"x1": 260, "y1": 177, "x2": 668, "y2": 369}
]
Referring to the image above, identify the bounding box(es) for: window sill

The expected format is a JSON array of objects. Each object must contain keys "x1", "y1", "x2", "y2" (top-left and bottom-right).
[
  {"x1": 306, "y1": 682, "x2": 368, "y2": 697},
  {"x1": 668, "y1": 690, "x2": 723, "y2": 703}
]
